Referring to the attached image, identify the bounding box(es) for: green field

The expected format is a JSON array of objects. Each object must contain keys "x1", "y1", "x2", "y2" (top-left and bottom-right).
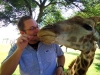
[{"x1": 0, "y1": 44, "x2": 100, "y2": 75}]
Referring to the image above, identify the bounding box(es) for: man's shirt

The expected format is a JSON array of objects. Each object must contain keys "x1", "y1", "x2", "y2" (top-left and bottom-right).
[{"x1": 4, "y1": 42, "x2": 64, "y2": 75}]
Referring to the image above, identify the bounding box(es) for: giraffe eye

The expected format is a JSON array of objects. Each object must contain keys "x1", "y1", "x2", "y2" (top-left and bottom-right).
[{"x1": 82, "y1": 24, "x2": 92, "y2": 31}]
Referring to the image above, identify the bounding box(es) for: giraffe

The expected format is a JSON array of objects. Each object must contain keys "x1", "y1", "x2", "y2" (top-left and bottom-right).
[{"x1": 37, "y1": 16, "x2": 100, "y2": 75}]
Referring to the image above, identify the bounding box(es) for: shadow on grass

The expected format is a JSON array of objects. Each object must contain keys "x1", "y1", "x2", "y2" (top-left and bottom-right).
[
  {"x1": 65, "y1": 52, "x2": 79, "y2": 56},
  {"x1": 94, "y1": 63, "x2": 100, "y2": 71},
  {"x1": 94, "y1": 53, "x2": 100, "y2": 71},
  {"x1": 64, "y1": 68, "x2": 68, "y2": 73},
  {"x1": 95, "y1": 53, "x2": 100, "y2": 60}
]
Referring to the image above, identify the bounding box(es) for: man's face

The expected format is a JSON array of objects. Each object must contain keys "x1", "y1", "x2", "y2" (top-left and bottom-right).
[{"x1": 23, "y1": 19, "x2": 40, "y2": 43}]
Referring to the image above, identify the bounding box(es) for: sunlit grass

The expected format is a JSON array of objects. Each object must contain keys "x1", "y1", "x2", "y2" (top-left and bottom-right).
[{"x1": 0, "y1": 44, "x2": 100, "y2": 75}]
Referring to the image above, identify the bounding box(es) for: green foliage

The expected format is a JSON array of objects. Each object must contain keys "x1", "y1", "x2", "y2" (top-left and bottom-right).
[
  {"x1": 96, "y1": 23, "x2": 100, "y2": 34},
  {"x1": 9, "y1": 0, "x2": 25, "y2": 7},
  {"x1": 78, "y1": 0, "x2": 100, "y2": 17},
  {"x1": 8, "y1": 0, "x2": 37, "y2": 10},
  {"x1": 40, "y1": 5, "x2": 65, "y2": 27}
]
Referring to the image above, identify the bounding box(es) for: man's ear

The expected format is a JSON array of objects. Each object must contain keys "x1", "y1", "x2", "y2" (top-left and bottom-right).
[{"x1": 20, "y1": 31, "x2": 25, "y2": 35}]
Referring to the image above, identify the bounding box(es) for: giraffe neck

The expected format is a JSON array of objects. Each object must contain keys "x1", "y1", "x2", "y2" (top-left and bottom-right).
[{"x1": 65, "y1": 44, "x2": 96, "y2": 75}]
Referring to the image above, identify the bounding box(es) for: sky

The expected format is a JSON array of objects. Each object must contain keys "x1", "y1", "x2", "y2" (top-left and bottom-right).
[{"x1": 0, "y1": 24, "x2": 19, "y2": 43}]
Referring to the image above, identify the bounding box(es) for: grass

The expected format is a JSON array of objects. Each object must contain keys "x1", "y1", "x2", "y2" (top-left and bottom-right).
[{"x1": 0, "y1": 44, "x2": 100, "y2": 75}]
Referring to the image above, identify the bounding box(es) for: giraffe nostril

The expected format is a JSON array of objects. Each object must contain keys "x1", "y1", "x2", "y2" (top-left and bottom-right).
[{"x1": 82, "y1": 24, "x2": 92, "y2": 31}]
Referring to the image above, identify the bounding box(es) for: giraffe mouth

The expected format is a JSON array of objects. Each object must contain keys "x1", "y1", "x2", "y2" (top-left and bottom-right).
[{"x1": 37, "y1": 30, "x2": 57, "y2": 44}]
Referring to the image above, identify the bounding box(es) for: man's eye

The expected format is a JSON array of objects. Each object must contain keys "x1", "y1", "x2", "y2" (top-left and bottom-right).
[{"x1": 29, "y1": 28, "x2": 33, "y2": 30}]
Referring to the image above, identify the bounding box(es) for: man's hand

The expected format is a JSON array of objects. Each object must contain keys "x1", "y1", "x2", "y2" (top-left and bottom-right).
[
  {"x1": 17, "y1": 34, "x2": 33, "y2": 51},
  {"x1": 55, "y1": 67, "x2": 64, "y2": 75}
]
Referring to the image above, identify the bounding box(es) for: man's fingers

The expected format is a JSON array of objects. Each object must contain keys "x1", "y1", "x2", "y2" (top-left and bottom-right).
[
  {"x1": 22, "y1": 34, "x2": 33, "y2": 40},
  {"x1": 18, "y1": 36, "x2": 28, "y2": 43},
  {"x1": 17, "y1": 34, "x2": 33, "y2": 43}
]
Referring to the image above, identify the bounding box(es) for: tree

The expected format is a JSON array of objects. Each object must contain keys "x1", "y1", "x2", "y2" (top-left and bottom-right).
[
  {"x1": 0, "y1": 0, "x2": 37, "y2": 26},
  {"x1": 76, "y1": 0, "x2": 100, "y2": 17},
  {"x1": 0, "y1": 0, "x2": 80, "y2": 26},
  {"x1": 40, "y1": 4, "x2": 65, "y2": 27}
]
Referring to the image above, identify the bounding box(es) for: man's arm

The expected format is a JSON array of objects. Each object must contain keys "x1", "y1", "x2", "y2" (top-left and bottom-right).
[
  {"x1": 0, "y1": 34, "x2": 31, "y2": 75},
  {"x1": 0, "y1": 48, "x2": 23, "y2": 75},
  {"x1": 56, "y1": 55, "x2": 65, "y2": 75},
  {"x1": 57, "y1": 55, "x2": 65, "y2": 67}
]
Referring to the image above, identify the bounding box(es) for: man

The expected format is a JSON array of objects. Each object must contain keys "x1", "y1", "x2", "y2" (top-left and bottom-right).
[{"x1": 0, "y1": 15, "x2": 65, "y2": 75}]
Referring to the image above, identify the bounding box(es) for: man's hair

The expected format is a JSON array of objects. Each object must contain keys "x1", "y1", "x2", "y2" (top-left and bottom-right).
[{"x1": 17, "y1": 15, "x2": 32, "y2": 31}]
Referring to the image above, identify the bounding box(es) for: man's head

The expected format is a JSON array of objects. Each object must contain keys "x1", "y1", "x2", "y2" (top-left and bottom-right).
[
  {"x1": 17, "y1": 15, "x2": 40, "y2": 44},
  {"x1": 17, "y1": 16, "x2": 32, "y2": 31}
]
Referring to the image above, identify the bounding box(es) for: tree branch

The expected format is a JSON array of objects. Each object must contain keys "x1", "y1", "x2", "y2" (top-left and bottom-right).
[
  {"x1": 45, "y1": 1, "x2": 64, "y2": 8},
  {"x1": 42, "y1": 0, "x2": 47, "y2": 5},
  {"x1": 32, "y1": 0, "x2": 40, "y2": 6},
  {"x1": 72, "y1": 2, "x2": 83, "y2": 11},
  {"x1": 39, "y1": 0, "x2": 42, "y2": 4},
  {"x1": 24, "y1": 0, "x2": 32, "y2": 16}
]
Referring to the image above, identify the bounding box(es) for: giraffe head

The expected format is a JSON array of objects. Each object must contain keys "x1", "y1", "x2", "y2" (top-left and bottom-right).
[{"x1": 37, "y1": 16, "x2": 100, "y2": 51}]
